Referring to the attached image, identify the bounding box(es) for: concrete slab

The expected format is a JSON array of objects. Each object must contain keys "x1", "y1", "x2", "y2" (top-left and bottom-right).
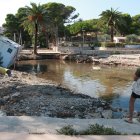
[
  {"x1": 0, "y1": 133, "x2": 140, "y2": 140},
  {"x1": 0, "y1": 116, "x2": 140, "y2": 135}
]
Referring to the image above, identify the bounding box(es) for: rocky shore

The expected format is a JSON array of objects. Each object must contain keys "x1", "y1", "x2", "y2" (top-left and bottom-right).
[
  {"x1": 18, "y1": 51, "x2": 140, "y2": 67},
  {"x1": 0, "y1": 70, "x2": 129, "y2": 119},
  {"x1": 62, "y1": 54, "x2": 140, "y2": 67}
]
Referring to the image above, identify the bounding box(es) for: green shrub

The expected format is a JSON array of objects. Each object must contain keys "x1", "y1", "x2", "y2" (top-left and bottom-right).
[
  {"x1": 97, "y1": 34, "x2": 111, "y2": 42},
  {"x1": 100, "y1": 42, "x2": 125, "y2": 48},
  {"x1": 57, "y1": 125, "x2": 77, "y2": 135},
  {"x1": 126, "y1": 34, "x2": 139, "y2": 43},
  {"x1": 90, "y1": 42, "x2": 125, "y2": 48},
  {"x1": 89, "y1": 42, "x2": 101, "y2": 47},
  {"x1": 79, "y1": 124, "x2": 121, "y2": 135},
  {"x1": 89, "y1": 42, "x2": 101, "y2": 50},
  {"x1": 57, "y1": 124, "x2": 121, "y2": 135},
  {"x1": 125, "y1": 42, "x2": 140, "y2": 45},
  {"x1": 115, "y1": 43, "x2": 125, "y2": 47},
  {"x1": 93, "y1": 42, "x2": 101, "y2": 47}
]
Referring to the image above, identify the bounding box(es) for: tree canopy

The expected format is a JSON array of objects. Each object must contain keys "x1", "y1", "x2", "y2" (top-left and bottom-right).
[
  {"x1": 2, "y1": 2, "x2": 78, "y2": 50},
  {"x1": 22, "y1": 2, "x2": 49, "y2": 54},
  {"x1": 99, "y1": 8, "x2": 124, "y2": 42},
  {"x1": 2, "y1": 3, "x2": 140, "y2": 48}
]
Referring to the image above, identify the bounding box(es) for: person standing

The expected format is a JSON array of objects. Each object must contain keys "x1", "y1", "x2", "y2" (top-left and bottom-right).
[{"x1": 125, "y1": 68, "x2": 140, "y2": 123}]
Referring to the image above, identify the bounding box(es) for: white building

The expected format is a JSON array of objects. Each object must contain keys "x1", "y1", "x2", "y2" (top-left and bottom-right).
[
  {"x1": 0, "y1": 36, "x2": 22, "y2": 68},
  {"x1": 114, "y1": 37, "x2": 126, "y2": 43}
]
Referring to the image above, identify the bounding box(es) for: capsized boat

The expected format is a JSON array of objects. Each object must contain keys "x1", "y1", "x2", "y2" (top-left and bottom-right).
[{"x1": 0, "y1": 36, "x2": 22, "y2": 68}]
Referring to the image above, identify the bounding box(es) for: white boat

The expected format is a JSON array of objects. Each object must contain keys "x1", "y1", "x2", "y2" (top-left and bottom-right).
[{"x1": 0, "y1": 36, "x2": 22, "y2": 68}]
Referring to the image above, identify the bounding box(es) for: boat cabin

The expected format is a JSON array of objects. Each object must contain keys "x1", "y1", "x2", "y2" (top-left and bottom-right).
[{"x1": 0, "y1": 36, "x2": 22, "y2": 68}]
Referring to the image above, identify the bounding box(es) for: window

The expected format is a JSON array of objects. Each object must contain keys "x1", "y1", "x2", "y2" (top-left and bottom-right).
[{"x1": 7, "y1": 48, "x2": 13, "y2": 54}]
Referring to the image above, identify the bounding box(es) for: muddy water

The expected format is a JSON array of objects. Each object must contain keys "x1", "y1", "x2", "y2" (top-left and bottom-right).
[{"x1": 16, "y1": 59, "x2": 140, "y2": 111}]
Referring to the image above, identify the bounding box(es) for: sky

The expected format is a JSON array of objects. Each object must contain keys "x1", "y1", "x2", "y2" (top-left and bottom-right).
[{"x1": 0, "y1": 0, "x2": 140, "y2": 26}]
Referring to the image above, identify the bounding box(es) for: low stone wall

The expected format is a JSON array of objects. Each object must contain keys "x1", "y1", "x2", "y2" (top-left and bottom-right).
[
  {"x1": 59, "y1": 46, "x2": 140, "y2": 55},
  {"x1": 58, "y1": 46, "x2": 91, "y2": 54}
]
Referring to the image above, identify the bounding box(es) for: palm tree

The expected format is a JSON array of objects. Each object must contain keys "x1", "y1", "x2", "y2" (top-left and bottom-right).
[
  {"x1": 99, "y1": 8, "x2": 123, "y2": 42},
  {"x1": 22, "y1": 3, "x2": 48, "y2": 54}
]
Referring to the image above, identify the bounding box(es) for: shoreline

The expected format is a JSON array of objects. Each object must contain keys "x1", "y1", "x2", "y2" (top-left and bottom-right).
[
  {"x1": 1, "y1": 71, "x2": 140, "y2": 135},
  {"x1": 0, "y1": 70, "x2": 131, "y2": 119},
  {"x1": 10, "y1": 52, "x2": 140, "y2": 119},
  {"x1": 0, "y1": 70, "x2": 112, "y2": 118},
  {"x1": 2, "y1": 49, "x2": 140, "y2": 119},
  {"x1": 18, "y1": 52, "x2": 140, "y2": 68}
]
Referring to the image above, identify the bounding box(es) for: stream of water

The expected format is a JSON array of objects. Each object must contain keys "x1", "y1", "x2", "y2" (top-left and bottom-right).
[{"x1": 16, "y1": 59, "x2": 140, "y2": 111}]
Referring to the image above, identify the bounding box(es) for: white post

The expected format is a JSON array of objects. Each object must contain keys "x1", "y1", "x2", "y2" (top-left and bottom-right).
[
  {"x1": 19, "y1": 31, "x2": 22, "y2": 45},
  {"x1": 14, "y1": 33, "x2": 16, "y2": 42}
]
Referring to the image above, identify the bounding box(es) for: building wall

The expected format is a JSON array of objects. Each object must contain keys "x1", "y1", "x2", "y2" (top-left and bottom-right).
[{"x1": 114, "y1": 37, "x2": 126, "y2": 43}]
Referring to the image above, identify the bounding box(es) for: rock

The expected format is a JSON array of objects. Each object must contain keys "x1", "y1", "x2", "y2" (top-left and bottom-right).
[
  {"x1": 40, "y1": 102, "x2": 45, "y2": 106},
  {"x1": 41, "y1": 107, "x2": 46, "y2": 110},
  {"x1": 85, "y1": 113, "x2": 101, "y2": 119},
  {"x1": 70, "y1": 106, "x2": 74, "y2": 109},
  {"x1": 16, "y1": 86, "x2": 22, "y2": 89},
  {"x1": 101, "y1": 110, "x2": 112, "y2": 119},
  {"x1": 11, "y1": 92, "x2": 20, "y2": 99},
  {"x1": 3, "y1": 96, "x2": 10, "y2": 101},
  {"x1": 25, "y1": 107, "x2": 30, "y2": 110},
  {"x1": 0, "y1": 110, "x2": 6, "y2": 116},
  {"x1": 56, "y1": 110, "x2": 75, "y2": 118},
  {"x1": 96, "y1": 107, "x2": 103, "y2": 112},
  {"x1": 0, "y1": 98, "x2": 6, "y2": 105},
  {"x1": 111, "y1": 107, "x2": 118, "y2": 112}
]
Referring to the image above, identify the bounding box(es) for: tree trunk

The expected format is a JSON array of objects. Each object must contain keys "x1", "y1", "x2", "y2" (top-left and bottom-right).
[
  {"x1": 54, "y1": 25, "x2": 59, "y2": 52},
  {"x1": 34, "y1": 23, "x2": 38, "y2": 54},
  {"x1": 19, "y1": 30, "x2": 22, "y2": 45},
  {"x1": 45, "y1": 32, "x2": 49, "y2": 48},
  {"x1": 110, "y1": 25, "x2": 114, "y2": 42},
  {"x1": 95, "y1": 32, "x2": 98, "y2": 42}
]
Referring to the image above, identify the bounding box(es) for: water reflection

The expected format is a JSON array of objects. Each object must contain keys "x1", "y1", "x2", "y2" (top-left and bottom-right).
[
  {"x1": 16, "y1": 60, "x2": 140, "y2": 110},
  {"x1": 63, "y1": 70, "x2": 105, "y2": 98},
  {"x1": 16, "y1": 62, "x2": 47, "y2": 74}
]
